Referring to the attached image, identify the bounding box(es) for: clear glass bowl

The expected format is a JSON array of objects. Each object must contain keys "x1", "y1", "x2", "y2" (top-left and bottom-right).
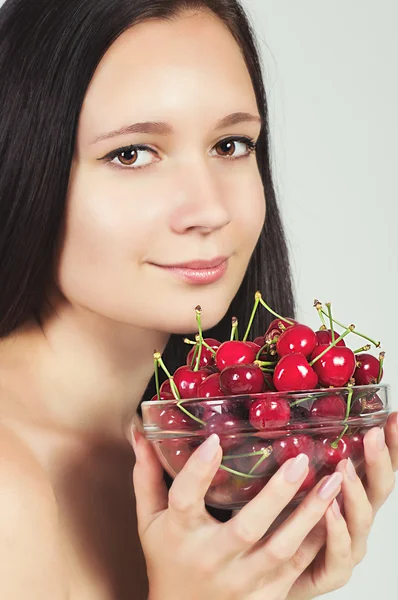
[{"x1": 141, "y1": 384, "x2": 390, "y2": 511}]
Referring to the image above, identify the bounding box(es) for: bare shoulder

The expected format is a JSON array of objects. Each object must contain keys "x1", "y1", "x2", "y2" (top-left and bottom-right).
[{"x1": 0, "y1": 422, "x2": 69, "y2": 599}]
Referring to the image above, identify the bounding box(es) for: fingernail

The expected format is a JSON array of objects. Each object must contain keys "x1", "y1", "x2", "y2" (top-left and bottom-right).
[
  {"x1": 377, "y1": 428, "x2": 385, "y2": 451},
  {"x1": 318, "y1": 472, "x2": 343, "y2": 501},
  {"x1": 284, "y1": 453, "x2": 309, "y2": 483},
  {"x1": 198, "y1": 434, "x2": 220, "y2": 462},
  {"x1": 331, "y1": 498, "x2": 342, "y2": 519},
  {"x1": 346, "y1": 458, "x2": 357, "y2": 481}
]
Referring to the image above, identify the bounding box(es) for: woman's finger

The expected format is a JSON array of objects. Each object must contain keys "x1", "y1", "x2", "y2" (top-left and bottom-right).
[
  {"x1": 385, "y1": 412, "x2": 398, "y2": 471},
  {"x1": 335, "y1": 458, "x2": 373, "y2": 565},
  {"x1": 247, "y1": 471, "x2": 343, "y2": 577},
  {"x1": 362, "y1": 426, "x2": 396, "y2": 512},
  {"x1": 166, "y1": 434, "x2": 222, "y2": 531},
  {"x1": 132, "y1": 429, "x2": 169, "y2": 536},
  {"x1": 214, "y1": 454, "x2": 311, "y2": 561}
]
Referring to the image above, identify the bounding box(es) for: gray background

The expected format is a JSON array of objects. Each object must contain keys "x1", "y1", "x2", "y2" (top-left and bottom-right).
[
  {"x1": 242, "y1": 0, "x2": 397, "y2": 597},
  {"x1": 1, "y1": 0, "x2": 397, "y2": 597}
]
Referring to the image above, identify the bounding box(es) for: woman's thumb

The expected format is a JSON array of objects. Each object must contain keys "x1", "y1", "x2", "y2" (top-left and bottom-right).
[{"x1": 132, "y1": 427, "x2": 169, "y2": 533}]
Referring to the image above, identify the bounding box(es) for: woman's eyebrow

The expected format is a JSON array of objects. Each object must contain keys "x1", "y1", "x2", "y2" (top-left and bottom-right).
[{"x1": 91, "y1": 112, "x2": 263, "y2": 145}]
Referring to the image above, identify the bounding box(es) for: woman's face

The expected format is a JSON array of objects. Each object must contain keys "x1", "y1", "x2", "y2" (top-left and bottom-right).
[{"x1": 59, "y1": 10, "x2": 265, "y2": 334}]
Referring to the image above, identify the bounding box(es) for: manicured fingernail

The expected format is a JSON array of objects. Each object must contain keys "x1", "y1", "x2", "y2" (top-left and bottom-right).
[
  {"x1": 284, "y1": 453, "x2": 309, "y2": 483},
  {"x1": 377, "y1": 428, "x2": 385, "y2": 450},
  {"x1": 198, "y1": 434, "x2": 220, "y2": 462},
  {"x1": 318, "y1": 472, "x2": 343, "y2": 500},
  {"x1": 331, "y1": 498, "x2": 342, "y2": 519},
  {"x1": 346, "y1": 458, "x2": 357, "y2": 481}
]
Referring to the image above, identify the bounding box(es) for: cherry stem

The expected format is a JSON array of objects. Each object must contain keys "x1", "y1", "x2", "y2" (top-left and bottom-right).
[
  {"x1": 309, "y1": 325, "x2": 355, "y2": 367},
  {"x1": 202, "y1": 339, "x2": 217, "y2": 356},
  {"x1": 184, "y1": 338, "x2": 196, "y2": 346},
  {"x1": 325, "y1": 302, "x2": 335, "y2": 343},
  {"x1": 230, "y1": 317, "x2": 239, "y2": 341},
  {"x1": 153, "y1": 352, "x2": 161, "y2": 401},
  {"x1": 255, "y1": 344, "x2": 269, "y2": 360},
  {"x1": 320, "y1": 309, "x2": 380, "y2": 347},
  {"x1": 343, "y1": 386, "x2": 354, "y2": 421},
  {"x1": 156, "y1": 356, "x2": 181, "y2": 400},
  {"x1": 243, "y1": 292, "x2": 261, "y2": 342},
  {"x1": 314, "y1": 300, "x2": 328, "y2": 328},
  {"x1": 218, "y1": 464, "x2": 263, "y2": 479},
  {"x1": 176, "y1": 401, "x2": 206, "y2": 426},
  {"x1": 377, "y1": 352, "x2": 385, "y2": 383},
  {"x1": 331, "y1": 424, "x2": 349, "y2": 449},
  {"x1": 258, "y1": 295, "x2": 295, "y2": 325},
  {"x1": 353, "y1": 344, "x2": 371, "y2": 354},
  {"x1": 190, "y1": 342, "x2": 199, "y2": 369},
  {"x1": 254, "y1": 360, "x2": 278, "y2": 367},
  {"x1": 223, "y1": 450, "x2": 270, "y2": 460},
  {"x1": 289, "y1": 395, "x2": 316, "y2": 407},
  {"x1": 248, "y1": 446, "x2": 273, "y2": 474},
  {"x1": 194, "y1": 306, "x2": 203, "y2": 372},
  {"x1": 263, "y1": 376, "x2": 274, "y2": 391}
]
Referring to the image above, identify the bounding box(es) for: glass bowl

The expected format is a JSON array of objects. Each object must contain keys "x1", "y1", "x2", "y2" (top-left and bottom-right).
[{"x1": 141, "y1": 384, "x2": 390, "y2": 511}]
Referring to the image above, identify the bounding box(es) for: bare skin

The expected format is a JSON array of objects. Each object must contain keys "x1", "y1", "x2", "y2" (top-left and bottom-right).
[{"x1": 0, "y1": 9, "x2": 396, "y2": 600}]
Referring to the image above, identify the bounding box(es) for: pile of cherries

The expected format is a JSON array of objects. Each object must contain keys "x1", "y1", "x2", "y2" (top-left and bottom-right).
[{"x1": 147, "y1": 295, "x2": 387, "y2": 506}]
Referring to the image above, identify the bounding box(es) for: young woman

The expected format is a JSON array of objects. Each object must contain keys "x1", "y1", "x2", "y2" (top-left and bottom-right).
[{"x1": 0, "y1": 0, "x2": 396, "y2": 598}]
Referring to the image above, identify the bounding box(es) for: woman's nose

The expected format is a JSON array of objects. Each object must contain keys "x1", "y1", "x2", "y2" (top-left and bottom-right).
[{"x1": 168, "y1": 160, "x2": 232, "y2": 235}]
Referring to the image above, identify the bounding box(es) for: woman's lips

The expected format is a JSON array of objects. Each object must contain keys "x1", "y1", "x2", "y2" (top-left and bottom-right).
[{"x1": 154, "y1": 257, "x2": 229, "y2": 285}]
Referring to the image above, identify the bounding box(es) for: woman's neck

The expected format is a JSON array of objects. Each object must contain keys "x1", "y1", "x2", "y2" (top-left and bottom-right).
[{"x1": 0, "y1": 299, "x2": 169, "y2": 443}]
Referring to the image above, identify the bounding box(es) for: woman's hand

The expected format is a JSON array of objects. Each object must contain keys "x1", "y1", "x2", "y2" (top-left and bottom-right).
[
  {"x1": 132, "y1": 431, "x2": 344, "y2": 600},
  {"x1": 285, "y1": 412, "x2": 398, "y2": 600}
]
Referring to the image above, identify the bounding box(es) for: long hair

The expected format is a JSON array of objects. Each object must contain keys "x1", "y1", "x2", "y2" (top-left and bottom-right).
[{"x1": 0, "y1": 0, "x2": 295, "y2": 393}]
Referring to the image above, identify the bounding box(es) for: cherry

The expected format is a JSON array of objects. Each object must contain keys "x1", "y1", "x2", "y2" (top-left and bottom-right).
[
  {"x1": 310, "y1": 345, "x2": 356, "y2": 387},
  {"x1": 273, "y1": 353, "x2": 318, "y2": 392},
  {"x1": 215, "y1": 341, "x2": 257, "y2": 371},
  {"x1": 253, "y1": 336, "x2": 266, "y2": 347},
  {"x1": 205, "y1": 412, "x2": 243, "y2": 451},
  {"x1": 159, "y1": 406, "x2": 197, "y2": 431},
  {"x1": 265, "y1": 318, "x2": 297, "y2": 337},
  {"x1": 316, "y1": 329, "x2": 346, "y2": 347},
  {"x1": 160, "y1": 379, "x2": 172, "y2": 395},
  {"x1": 263, "y1": 372, "x2": 276, "y2": 391},
  {"x1": 349, "y1": 431, "x2": 364, "y2": 460},
  {"x1": 210, "y1": 467, "x2": 230, "y2": 487},
  {"x1": 245, "y1": 341, "x2": 262, "y2": 353},
  {"x1": 354, "y1": 353, "x2": 382, "y2": 385},
  {"x1": 272, "y1": 434, "x2": 315, "y2": 465},
  {"x1": 197, "y1": 372, "x2": 224, "y2": 399},
  {"x1": 309, "y1": 394, "x2": 346, "y2": 420},
  {"x1": 160, "y1": 439, "x2": 192, "y2": 473},
  {"x1": 150, "y1": 391, "x2": 174, "y2": 402},
  {"x1": 316, "y1": 435, "x2": 353, "y2": 468},
  {"x1": 351, "y1": 392, "x2": 383, "y2": 415},
  {"x1": 276, "y1": 324, "x2": 317, "y2": 359},
  {"x1": 249, "y1": 394, "x2": 291, "y2": 430},
  {"x1": 186, "y1": 337, "x2": 221, "y2": 369},
  {"x1": 173, "y1": 365, "x2": 209, "y2": 399},
  {"x1": 297, "y1": 464, "x2": 317, "y2": 493},
  {"x1": 229, "y1": 476, "x2": 268, "y2": 503},
  {"x1": 233, "y1": 438, "x2": 275, "y2": 476},
  {"x1": 219, "y1": 364, "x2": 265, "y2": 396}
]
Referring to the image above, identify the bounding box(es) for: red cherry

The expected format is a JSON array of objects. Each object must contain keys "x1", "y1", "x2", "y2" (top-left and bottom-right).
[
  {"x1": 219, "y1": 364, "x2": 265, "y2": 396},
  {"x1": 310, "y1": 345, "x2": 356, "y2": 388},
  {"x1": 230, "y1": 476, "x2": 267, "y2": 502},
  {"x1": 245, "y1": 341, "x2": 262, "y2": 352},
  {"x1": 272, "y1": 434, "x2": 315, "y2": 465},
  {"x1": 317, "y1": 435, "x2": 353, "y2": 467},
  {"x1": 309, "y1": 394, "x2": 346, "y2": 420},
  {"x1": 276, "y1": 324, "x2": 317, "y2": 359},
  {"x1": 173, "y1": 365, "x2": 209, "y2": 399},
  {"x1": 210, "y1": 467, "x2": 230, "y2": 487},
  {"x1": 265, "y1": 318, "x2": 297, "y2": 337},
  {"x1": 160, "y1": 439, "x2": 191, "y2": 472},
  {"x1": 159, "y1": 406, "x2": 197, "y2": 431},
  {"x1": 354, "y1": 353, "x2": 382, "y2": 385},
  {"x1": 160, "y1": 379, "x2": 172, "y2": 395},
  {"x1": 233, "y1": 438, "x2": 275, "y2": 476},
  {"x1": 349, "y1": 432, "x2": 364, "y2": 460},
  {"x1": 253, "y1": 336, "x2": 266, "y2": 347},
  {"x1": 273, "y1": 353, "x2": 318, "y2": 392},
  {"x1": 150, "y1": 391, "x2": 174, "y2": 402},
  {"x1": 249, "y1": 394, "x2": 291, "y2": 430},
  {"x1": 215, "y1": 341, "x2": 257, "y2": 370},
  {"x1": 197, "y1": 372, "x2": 224, "y2": 398},
  {"x1": 315, "y1": 329, "x2": 346, "y2": 347},
  {"x1": 351, "y1": 392, "x2": 384, "y2": 415},
  {"x1": 186, "y1": 337, "x2": 221, "y2": 368},
  {"x1": 205, "y1": 412, "x2": 242, "y2": 451}
]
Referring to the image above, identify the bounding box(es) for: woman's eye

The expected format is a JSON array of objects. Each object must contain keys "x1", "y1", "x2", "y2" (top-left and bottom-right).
[
  {"x1": 211, "y1": 137, "x2": 256, "y2": 159},
  {"x1": 102, "y1": 136, "x2": 256, "y2": 170}
]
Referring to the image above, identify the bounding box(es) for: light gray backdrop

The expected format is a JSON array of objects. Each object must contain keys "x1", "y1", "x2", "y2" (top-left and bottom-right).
[
  {"x1": 1, "y1": 0, "x2": 397, "y2": 597},
  {"x1": 242, "y1": 0, "x2": 397, "y2": 598}
]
